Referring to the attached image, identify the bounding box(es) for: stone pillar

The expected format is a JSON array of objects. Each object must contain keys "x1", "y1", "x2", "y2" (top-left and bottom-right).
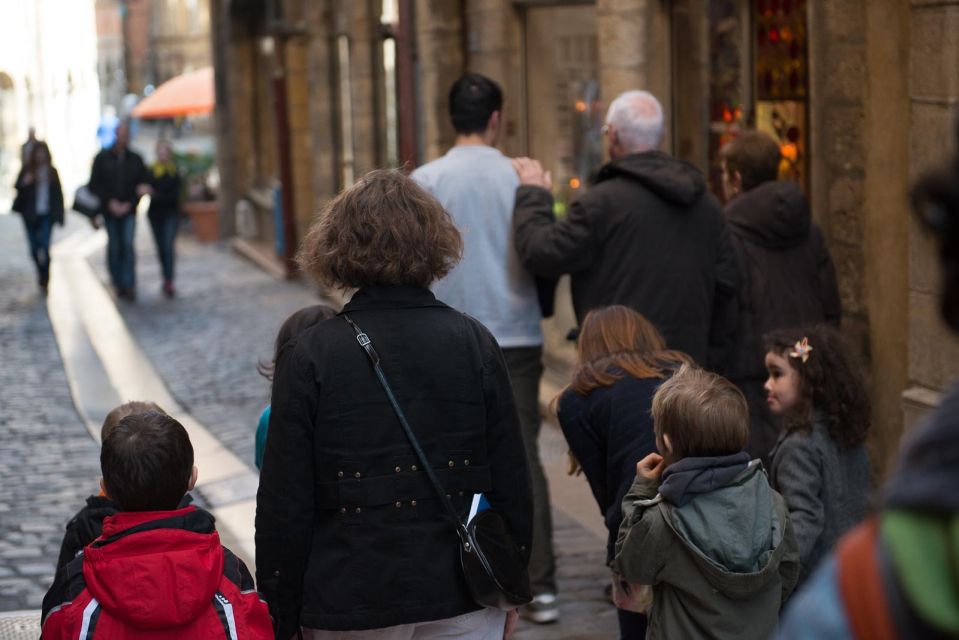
[
  {"x1": 415, "y1": 0, "x2": 464, "y2": 162},
  {"x1": 305, "y1": 0, "x2": 338, "y2": 215},
  {"x1": 596, "y1": 0, "x2": 671, "y2": 150},
  {"x1": 862, "y1": 0, "x2": 910, "y2": 470},
  {"x1": 902, "y1": 1, "x2": 959, "y2": 428},
  {"x1": 464, "y1": 0, "x2": 523, "y2": 157}
]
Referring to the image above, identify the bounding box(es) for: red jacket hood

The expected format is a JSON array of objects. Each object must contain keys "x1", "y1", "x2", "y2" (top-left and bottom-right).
[{"x1": 82, "y1": 506, "x2": 224, "y2": 630}]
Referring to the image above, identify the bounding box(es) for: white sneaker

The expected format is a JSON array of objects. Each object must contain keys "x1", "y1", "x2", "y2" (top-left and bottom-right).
[{"x1": 520, "y1": 593, "x2": 559, "y2": 623}]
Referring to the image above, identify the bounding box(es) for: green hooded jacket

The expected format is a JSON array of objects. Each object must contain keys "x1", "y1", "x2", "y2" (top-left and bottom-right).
[{"x1": 615, "y1": 460, "x2": 800, "y2": 640}]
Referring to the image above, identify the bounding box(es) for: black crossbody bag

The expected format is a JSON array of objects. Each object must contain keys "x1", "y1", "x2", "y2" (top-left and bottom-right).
[{"x1": 343, "y1": 314, "x2": 532, "y2": 610}]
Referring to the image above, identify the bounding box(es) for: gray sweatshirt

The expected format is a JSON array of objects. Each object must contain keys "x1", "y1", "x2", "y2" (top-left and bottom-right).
[{"x1": 413, "y1": 145, "x2": 542, "y2": 348}]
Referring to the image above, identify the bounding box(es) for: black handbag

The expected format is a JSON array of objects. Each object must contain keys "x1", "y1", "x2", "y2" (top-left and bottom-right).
[{"x1": 343, "y1": 314, "x2": 532, "y2": 610}]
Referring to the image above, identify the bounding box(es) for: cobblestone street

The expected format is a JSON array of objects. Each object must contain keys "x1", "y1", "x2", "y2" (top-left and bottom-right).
[
  {"x1": 0, "y1": 213, "x2": 100, "y2": 611},
  {"x1": 1, "y1": 212, "x2": 619, "y2": 637}
]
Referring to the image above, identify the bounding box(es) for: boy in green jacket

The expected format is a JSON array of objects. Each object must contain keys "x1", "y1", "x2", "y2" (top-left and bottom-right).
[{"x1": 614, "y1": 364, "x2": 799, "y2": 639}]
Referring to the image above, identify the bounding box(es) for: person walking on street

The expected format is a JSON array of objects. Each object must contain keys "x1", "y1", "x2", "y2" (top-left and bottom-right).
[
  {"x1": 720, "y1": 130, "x2": 841, "y2": 462},
  {"x1": 89, "y1": 121, "x2": 147, "y2": 301},
  {"x1": 411, "y1": 73, "x2": 558, "y2": 624},
  {"x1": 256, "y1": 170, "x2": 532, "y2": 640},
  {"x1": 145, "y1": 140, "x2": 182, "y2": 298},
  {"x1": 512, "y1": 90, "x2": 740, "y2": 371},
  {"x1": 13, "y1": 140, "x2": 64, "y2": 294}
]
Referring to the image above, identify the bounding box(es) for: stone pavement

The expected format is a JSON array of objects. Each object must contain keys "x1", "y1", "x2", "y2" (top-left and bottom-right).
[
  {"x1": 0, "y1": 212, "x2": 101, "y2": 612},
  {"x1": 2, "y1": 210, "x2": 621, "y2": 637}
]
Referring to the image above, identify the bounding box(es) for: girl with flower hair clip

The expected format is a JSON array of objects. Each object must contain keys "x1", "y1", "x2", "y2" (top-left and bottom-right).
[{"x1": 762, "y1": 325, "x2": 871, "y2": 587}]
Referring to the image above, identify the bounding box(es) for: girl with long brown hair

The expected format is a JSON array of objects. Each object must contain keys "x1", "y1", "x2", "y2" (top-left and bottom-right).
[{"x1": 555, "y1": 305, "x2": 690, "y2": 640}]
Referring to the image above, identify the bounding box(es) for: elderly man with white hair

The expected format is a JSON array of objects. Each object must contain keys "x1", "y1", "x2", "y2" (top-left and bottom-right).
[{"x1": 512, "y1": 90, "x2": 740, "y2": 370}]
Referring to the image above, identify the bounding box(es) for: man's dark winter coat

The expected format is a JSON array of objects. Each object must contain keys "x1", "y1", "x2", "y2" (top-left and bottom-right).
[
  {"x1": 89, "y1": 145, "x2": 147, "y2": 215},
  {"x1": 256, "y1": 286, "x2": 533, "y2": 638},
  {"x1": 513, "y1": 151, "x2": 740, "y2": 369},
  {"x1": 724, "y1": 180, "x2": 841, "y2": 459}
]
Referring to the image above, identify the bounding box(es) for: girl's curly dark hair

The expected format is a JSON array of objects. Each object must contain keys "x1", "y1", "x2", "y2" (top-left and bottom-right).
[{"x1": 763, "y1": 325, "x2": 870, "y2": 450}]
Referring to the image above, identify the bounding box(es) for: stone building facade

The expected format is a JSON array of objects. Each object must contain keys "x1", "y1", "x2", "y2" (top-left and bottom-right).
[{"x1": 211, "y1": 0, "x2": 959, "y2": 474}]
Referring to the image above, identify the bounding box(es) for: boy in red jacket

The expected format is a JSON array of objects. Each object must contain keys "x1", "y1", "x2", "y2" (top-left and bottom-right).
[{"x1": 40, "y1": 411, "x2": 272, "y2": 639}]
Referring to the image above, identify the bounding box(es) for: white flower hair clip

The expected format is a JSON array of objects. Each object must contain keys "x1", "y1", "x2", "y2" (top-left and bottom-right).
[{"x1": 789, "y1": 337, "x2": 813, "y2": 364}]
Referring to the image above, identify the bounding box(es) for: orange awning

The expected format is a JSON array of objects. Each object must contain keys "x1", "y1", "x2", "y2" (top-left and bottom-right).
[{"x1": 131, "y1": 67, "x2": 214, "y2": 119}]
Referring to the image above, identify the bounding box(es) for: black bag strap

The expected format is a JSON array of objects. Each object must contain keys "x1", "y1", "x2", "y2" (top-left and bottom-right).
[{"x1": 342, "y1": 314, "x2": 471, "y2": 546}]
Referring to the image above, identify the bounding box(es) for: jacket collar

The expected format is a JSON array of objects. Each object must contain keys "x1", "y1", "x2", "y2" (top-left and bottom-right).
[
  {"x1": 96, "y1": 505, "x2": 212, "y2": 546},
  {"x1": 341, "y1": 285, "x2": 448, "y2": 314}
]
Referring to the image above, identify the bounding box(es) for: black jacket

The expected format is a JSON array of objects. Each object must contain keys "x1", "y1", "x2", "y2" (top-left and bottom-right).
[
  {"x1": 13, "y1": 167, "x2": 64, "y2": 225},
  {"x1": 724, "y1": 181, "x2": 841, "y2": 458},
  {"x1": 89, "y1": 146, "x2": 147, "y2": 215},
  {"x1": 147, "y1": 169, "x2": 182, "y2": 217},
  {"x1": 513, "y1": 151, "x2": 740, "y2": 369},
  {"x1": 557, "y1": 375, "x2": 660, "y2": 563},
  {"x1": 255, "y1": 286, "x2": 533, "y2": 637}
]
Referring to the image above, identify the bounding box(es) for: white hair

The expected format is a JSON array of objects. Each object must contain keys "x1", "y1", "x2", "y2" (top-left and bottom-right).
[{"x1": 605, "y1": 90, "x2": 664, "y2": 153}]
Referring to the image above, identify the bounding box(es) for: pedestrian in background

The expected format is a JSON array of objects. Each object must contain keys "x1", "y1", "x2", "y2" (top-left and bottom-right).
[
  {"x1": 20, "y1": 126, "x2": 37, "y2": 164},
  {"x1": 777, "y1": 115, "x2": 959, "y2": 640},
  {"x1": 144, "y1": 140, "x2": 182, "y2": 298},
  {"x1": 614, "y1": 365, "x2": 799, "y2": 640},
  {"x1": 256, "y1": 170, "x2": 532, "y2": 640},
  {"x1": 555, "y1": 305, "x2": 690, "y2": 640},
  {"x1": 512, "y1": 90, "x2": 740, "y2": 371},
  {"x1": 720, "y1": 130, "x2": 841, "y2": 462},
  {"x1": 412, "y1": 73, "x2": 558, "y2": 624},
  {"x1": 13, "y1": 140, "x2": 64, "y2": 294},
  {"x1": 89, "y1": 121, "x2": 148, "y2": 301},
  {"x1": 764, "y1": 326, "x2": 870, "y2": 587}
]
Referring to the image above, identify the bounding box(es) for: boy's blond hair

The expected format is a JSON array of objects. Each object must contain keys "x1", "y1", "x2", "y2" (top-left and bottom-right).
[
  {"x1": 101, "y1": 401, "x2": 165, "y2": 442},
  {"x1": 652, "y1": 364, "x2": 749, "y2": 459}
]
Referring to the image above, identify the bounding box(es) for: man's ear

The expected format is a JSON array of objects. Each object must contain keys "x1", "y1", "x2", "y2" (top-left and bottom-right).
[
  {"x1": 732, "y1": 170, "x2": 743, "y2": 192},
  {"x1": 488, "y1": 110, "x2": 501, "y2": 132},
  {"x1": 99, "y1": 478, "x2": 110, "y2": 499},
  {"x1": 188, "y1": 466, "x2": 198, "y2": 492}
]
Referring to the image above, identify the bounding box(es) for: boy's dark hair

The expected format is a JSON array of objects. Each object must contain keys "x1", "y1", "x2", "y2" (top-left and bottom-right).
[
  {"x1": 258, "y1": 304, "x2": 338, "y2": 380},
  {"x1": 101, "y1": 411, "x2": 194, "y2": 512},
  {"x1": 720, "y1": 130, "x2": 782, "y2": 191},
  {"x1": 763, "y1": 326, "x2": 871, "y2": 450},
  {"x1": 102, "y1": 401, "x2": 165, "y2": 442},
  {"x1": 652, "y1": 364, "x2": 749, "y2": 459},
  {"x1": 449, "y1": 73, "x2": 503, "y2": 135}
]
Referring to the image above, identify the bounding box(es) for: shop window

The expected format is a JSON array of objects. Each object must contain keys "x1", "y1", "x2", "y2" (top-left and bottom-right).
[{"x1": 754, "y1": 0, "x2": 808, "y2": 188}]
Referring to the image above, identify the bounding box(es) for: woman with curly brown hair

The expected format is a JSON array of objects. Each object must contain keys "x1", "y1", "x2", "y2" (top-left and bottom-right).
[
  {"x1": 255, "y1": 169, "x2": 532, "y2": 640},
  {"x1": 762, "y1": 325, "x2": 870, "y2": 587}
]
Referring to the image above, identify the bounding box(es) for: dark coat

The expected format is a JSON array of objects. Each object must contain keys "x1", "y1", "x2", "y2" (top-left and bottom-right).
[
  {"x1": 13, "y1": 167, "x2": 64, "y2": 225},
  {"x1": 557, "y1": 375, "x2": 660, "y2": 563},
  {"x1": 513, "y1": 151, "x2": 740, "y2": 370},
  {"x1": 724, "y1": 181, "x2": 841, "y2": 459},
  {"x1": 255, "y1": 286, "x2": 533, "y2": 638},
  {"x1": 769, "y1": 420, "x2": 869, "y2": 586},
  {"x1": 89, "y1": 145, "x2": 147, "y2": 215},
  {"x1": 147, "y1": 169, "x2": 182, "y2": 218}
]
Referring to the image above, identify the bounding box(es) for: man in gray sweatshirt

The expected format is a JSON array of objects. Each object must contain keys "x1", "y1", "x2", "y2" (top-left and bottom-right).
[{"x1": 412, "y1": 73, "x2": 557, "y2": 624}]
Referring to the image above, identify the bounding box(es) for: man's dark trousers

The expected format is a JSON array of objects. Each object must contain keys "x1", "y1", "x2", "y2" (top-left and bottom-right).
[{"x1": 503, "y1": 346, "x2": 556, "y2": 596}]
